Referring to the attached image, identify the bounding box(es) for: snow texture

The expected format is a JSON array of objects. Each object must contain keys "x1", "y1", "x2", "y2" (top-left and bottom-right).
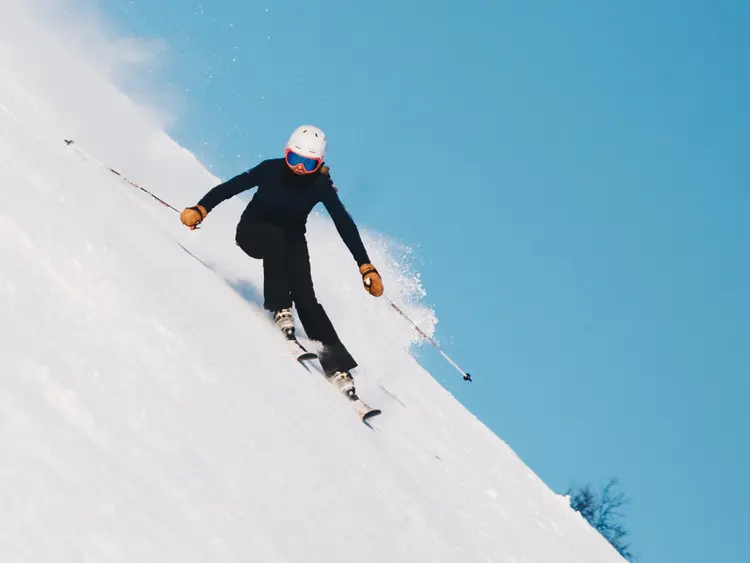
[{"x1": 0, "y1": 5, "x2": 625, "y2": 562}]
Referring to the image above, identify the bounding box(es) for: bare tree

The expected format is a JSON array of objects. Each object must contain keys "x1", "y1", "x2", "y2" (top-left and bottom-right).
[{"x1": 567, "y1": 478, "x2": 633, "y2": 560}]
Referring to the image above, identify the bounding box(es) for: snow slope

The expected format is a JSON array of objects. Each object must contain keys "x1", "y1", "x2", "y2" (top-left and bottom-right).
[{"x1": 0, "y1": 5, "x2": 625, "y2": 562}]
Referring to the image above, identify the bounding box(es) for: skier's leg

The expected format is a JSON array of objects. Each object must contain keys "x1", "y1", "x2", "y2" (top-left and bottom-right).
[
  {"x1": 235, "y1": 222, "x2": 292, "y2": 312},
  {"x1": 287, "y1": 239, "x2": 358, "y2": 376}
]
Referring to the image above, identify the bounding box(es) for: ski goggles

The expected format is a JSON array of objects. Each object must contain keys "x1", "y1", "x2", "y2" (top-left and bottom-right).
[{"x1": 285, "y1": 149, "x2": 322, "y2": 173}]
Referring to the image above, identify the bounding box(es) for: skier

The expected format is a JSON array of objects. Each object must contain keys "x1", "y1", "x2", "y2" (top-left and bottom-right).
[{"x1": 180, "y1": 125, "x2": 383, "y2": 396}]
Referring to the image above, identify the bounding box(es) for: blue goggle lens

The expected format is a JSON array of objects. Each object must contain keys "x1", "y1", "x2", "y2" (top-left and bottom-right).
[{"x1": 286, "y1": 151, "x2": 321, "y2": 172}]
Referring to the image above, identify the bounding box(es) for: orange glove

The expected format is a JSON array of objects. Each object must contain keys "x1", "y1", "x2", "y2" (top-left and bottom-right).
[
  {"x1": 180, "y1": 205, "x2": 207, "y2": 230},
  {"x1": 360, "y1": 264, "x2": 383, "y2": 297}
]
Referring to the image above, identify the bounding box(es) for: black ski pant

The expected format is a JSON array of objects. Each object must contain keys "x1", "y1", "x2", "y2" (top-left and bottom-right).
[{"x1": 235, "y1": 221, "x2": 357, "y2": 376}]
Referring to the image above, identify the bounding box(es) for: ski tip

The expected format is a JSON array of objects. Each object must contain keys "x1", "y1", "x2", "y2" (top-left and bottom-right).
[
  {"x1": 297, "y1": 352, "x2": 318, "y2": 362},
  {"x1": 360, "y1": 408, "x2": 382, "y2": 421}
]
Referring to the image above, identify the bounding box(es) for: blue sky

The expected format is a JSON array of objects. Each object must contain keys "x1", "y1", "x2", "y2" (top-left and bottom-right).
[{"x1": 97, "y1": 1, "x2": 748, "y2": 561}]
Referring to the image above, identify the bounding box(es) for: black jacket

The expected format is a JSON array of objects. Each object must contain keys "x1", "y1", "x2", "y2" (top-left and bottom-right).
[{"x1": 198, "y1": 158, "x2": 371, "y2": 266}]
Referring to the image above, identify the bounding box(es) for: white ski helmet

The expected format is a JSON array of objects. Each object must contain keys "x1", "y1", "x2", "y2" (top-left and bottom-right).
[{"x1": 285, "y1": 124, "x2": 327, "y2": 160}]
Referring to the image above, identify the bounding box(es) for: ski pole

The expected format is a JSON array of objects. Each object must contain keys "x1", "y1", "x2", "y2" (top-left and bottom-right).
[
  {"x1": 64, "y1": 139, "x2": 181, "y2": 214},
  {"x1": 383, "y1": 295, "x2": 472, "y2": 382},
  {"x1": 107, "y1": 167, "x2": 180, "y2": 213}
]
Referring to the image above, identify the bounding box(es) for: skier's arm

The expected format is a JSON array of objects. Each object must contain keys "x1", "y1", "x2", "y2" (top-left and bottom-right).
[
  {"x1": 320, "y1": 181, "x2": 371, "y2": 267},
  {"x1": 197, "y1": 162, "x2": 265, "y2": 213},
  {"x1": 319, "y1": 174, "x2": 383, "y2": 297}
]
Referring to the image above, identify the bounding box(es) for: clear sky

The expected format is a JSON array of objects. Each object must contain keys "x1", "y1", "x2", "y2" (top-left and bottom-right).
[{"x1": 89, "y1": 1, "x2": 747, "y2": 561}]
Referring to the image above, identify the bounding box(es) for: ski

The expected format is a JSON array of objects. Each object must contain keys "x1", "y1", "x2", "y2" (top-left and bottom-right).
[
  {"x1": 347, "y1": 395, "x2": 382, "y2": 422},
  {"x1": 283, "y1": 329, "x2": 318, "y2": 363},
  {"x1": 278, "y1": 324, "x2": 381, "y2": 423}
]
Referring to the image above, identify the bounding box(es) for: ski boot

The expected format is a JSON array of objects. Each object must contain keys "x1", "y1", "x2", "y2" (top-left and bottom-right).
[
  {"x1": 328, "y1": 371, "x2": 357, "y2": 399},
  {"x1": 273, "y1": 308, "x2": 295, "y2": 338}
]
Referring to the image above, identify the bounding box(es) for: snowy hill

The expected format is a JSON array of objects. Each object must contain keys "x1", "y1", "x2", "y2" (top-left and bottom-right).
[{"x1": 0, "y1": 5, "x2": 625, "y2": 562}]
